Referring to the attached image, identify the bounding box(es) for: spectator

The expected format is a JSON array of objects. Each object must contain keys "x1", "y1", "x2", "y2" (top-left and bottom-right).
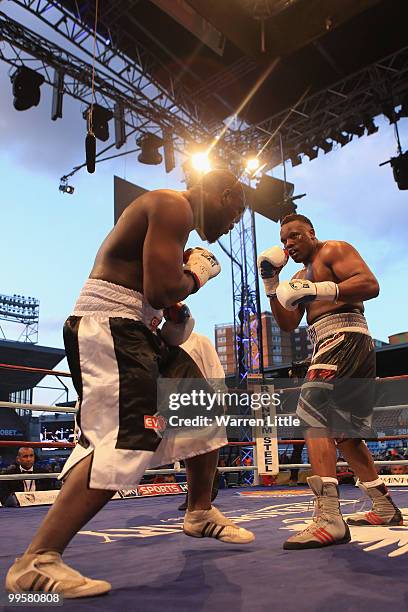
[
  {"x1": 0, "y1": 448, "x2": 57, "y2": 508},
  {"x1": 390, "y1": 463, "x2": 407, "y2": 475}
]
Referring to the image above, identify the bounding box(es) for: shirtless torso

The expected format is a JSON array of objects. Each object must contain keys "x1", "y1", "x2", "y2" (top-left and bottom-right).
[
  {"x1": 292, "y1": 240, "x2": 364, "y2": 324},
  {"x1": 89, "y1": 189, "x2": 193, "y2": 294},
  {"x1": 269, "y1": 217, "x2": 379, "y2": 332}
]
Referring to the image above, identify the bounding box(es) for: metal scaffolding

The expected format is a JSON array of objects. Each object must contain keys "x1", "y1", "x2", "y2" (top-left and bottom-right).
[
  {"x1": 0, "y1": 294, "x2": 40, "y2": 344},
  {"x1": 226, "y1": 45, "x2": 408, "y2": 163},
  {"x1": 3, "y1": 1, "x2": 408, "y2": 171}
]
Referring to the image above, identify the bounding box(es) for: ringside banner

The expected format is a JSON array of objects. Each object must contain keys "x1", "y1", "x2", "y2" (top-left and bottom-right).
[
  {"x1": 249, "y1": 378, "x2": 279, "y2": 476},
  {"x1": 120, "y1": 483, "x2": 188, "y2": 498},
  {"x1": 380, "y1": 475, "x2": 408, "y2": 487}
]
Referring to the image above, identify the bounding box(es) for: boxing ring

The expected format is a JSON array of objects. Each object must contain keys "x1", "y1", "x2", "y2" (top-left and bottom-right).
[{"x1": 1, "y1": 364, "x2": 408, "y2": 610}]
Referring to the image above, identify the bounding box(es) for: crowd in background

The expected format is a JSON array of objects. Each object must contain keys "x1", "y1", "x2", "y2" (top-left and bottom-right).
[{"x1": 1, "y1": 443, "x2": 406, "y2": 500}]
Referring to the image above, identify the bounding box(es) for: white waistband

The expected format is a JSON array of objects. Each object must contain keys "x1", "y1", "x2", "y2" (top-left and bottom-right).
[
  {"x1": 72, "y1": 279, "x2": 163, "y2": 330},
  {"x1": 308, "y1": 312, "x2": 371, "y2": 344}
]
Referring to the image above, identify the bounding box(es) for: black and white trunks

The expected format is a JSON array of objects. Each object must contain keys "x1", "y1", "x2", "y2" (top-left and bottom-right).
[
  {"x1": 59, "y1": 279, "x2": 227, "y2": 490},
  {"x1": 296, "y1": 311, "x2": 376, "y2": 438}
]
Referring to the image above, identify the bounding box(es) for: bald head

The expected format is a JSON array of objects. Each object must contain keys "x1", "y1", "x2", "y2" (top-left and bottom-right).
[
  {"x1": 16, "y1": 447, "x2": 35, "y2": 470},
  {"x1": 191, "y1": 169, "x2": 245, "y2": 243},
  {"x1": 200, "y1": 169, "x2": 242, "y2": 196}
]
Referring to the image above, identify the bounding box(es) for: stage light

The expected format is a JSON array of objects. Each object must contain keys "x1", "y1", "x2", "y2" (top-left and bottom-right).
[
  {"x1": 137, "y1": 133, "x2": 163, "y2": 165},
  {"x1": 191, "y1": 151, "x2": 211, "y2": 173},
  {"x1": 83, "y1": 104, "x2": 113, "y2": 142},
  {"x1": 290, "y1": 153, "x2": 302, "y2": 167},
  {"x1": 364, "y1": 117, "x2": 379, "y2": 136},
  {"x1": 51, "y1": 69, "x2": 64, "y2": 121},
  {"x1": 345, "y1": 122, "x2": 365, "y2": 138},
  {"x1": 304, "y1": 146, "x2": 318, "y2": 161},
  {"x1": 390, "y1": 152, "x2": 408, "y2": 190},
  {"x1": 317, "y1": 139, "x2": 333, "y2": 154},
  {"x1": 11, "y1": 66, "x2": 44, "y2": 111},
  {"x1": 398, "y1": 94, "x2": 408, "y2": 118},
  {"x1": 114, "y1": 102, "x2": 126, "y2": 149},
  {"x1": 163, "y1": 130, "x2": 176, "y2": 173},
  {"x1": 246, "y1": 157, "x2": 260, "y2": 173},
  {"x1": 382, "y1": 103, "x2": 397, "y2": 125},
  {"x1": 59, "y1": 180, "x2": 75, "y2": 195},
  {"x1": 331, "y1": 131, "x2": 350, "y2": 146}
]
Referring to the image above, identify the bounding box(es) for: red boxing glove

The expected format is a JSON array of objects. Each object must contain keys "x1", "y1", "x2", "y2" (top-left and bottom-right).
[
  {"x1": 161, "y1": 303, "x2": 195, "y2": 346},
  {"x1": 163, "y1": 303, "x2": 191, "y2": 324}
]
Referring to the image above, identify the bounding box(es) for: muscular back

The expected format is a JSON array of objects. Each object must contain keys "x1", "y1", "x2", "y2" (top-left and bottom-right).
[
  {"x1": 294, "y1": 241, "x2": 364, "y2": 324},
  {"x1": 89, "y1": 189, "x2": 192, "y2": 293}
]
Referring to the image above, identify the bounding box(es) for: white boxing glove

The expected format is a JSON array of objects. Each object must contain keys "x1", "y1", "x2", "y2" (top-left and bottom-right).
[
  {"x1": 161, "y1": 303, "x2": 195, "y2": 346},
  {"x1": 257, "y1": 246, "x2": 288, "y2": 297},
  {"x1": 276, "y1": 279, "x2": 339, "y2": 311},
  {"x1": 183, "y1": 247, "x2": 221, "y2": 293}
]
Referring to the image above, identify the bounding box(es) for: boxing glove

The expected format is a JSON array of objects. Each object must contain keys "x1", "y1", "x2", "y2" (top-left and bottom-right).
[
  {"x1": 183, "y1": 247, "x2": 221, "y2": 293},
  {"x1": 257, "y1": 246, "x2": 288, "y2": 297},
  {"x1": 276, "y1": 279, "x2": 339, "y2": 311},
  {"x1": 161, "y1": 302, "x2": 195, "y2": 346}
]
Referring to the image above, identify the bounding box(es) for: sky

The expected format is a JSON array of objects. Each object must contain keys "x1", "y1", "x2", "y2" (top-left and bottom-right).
[{"x1": 1, "y1": 3, "x2": 408, "y2": 403}]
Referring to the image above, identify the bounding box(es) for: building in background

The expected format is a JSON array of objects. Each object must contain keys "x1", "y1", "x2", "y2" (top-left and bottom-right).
[
  {"x1": 291, "y1": 325, "x2": 310, "y2": 361},
  {"x1": 214, "y1": 323, "x2": 236, "y2": 375},
  {"x1": 388, "y1": 332, "x2": 408, "y2": 345},
  {"x1": 215, "y1": 312, "x2": 312, "y2": 375}
]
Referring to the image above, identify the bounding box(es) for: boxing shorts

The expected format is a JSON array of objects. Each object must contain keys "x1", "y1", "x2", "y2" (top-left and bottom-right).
[
  {"x1": 59, "y1": 279, "x2": 227, "y2": 490},
  {"x1": 296, "y1": 310, "x2": 376, "y2": 438}
]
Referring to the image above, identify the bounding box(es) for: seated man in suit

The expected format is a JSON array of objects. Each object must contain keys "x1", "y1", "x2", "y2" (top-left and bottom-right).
[{"x1": 0, "y1": 447, "x2": 56, "y2": 507}]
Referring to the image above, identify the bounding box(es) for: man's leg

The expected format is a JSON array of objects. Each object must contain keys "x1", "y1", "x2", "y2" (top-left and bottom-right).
[
  {"x1": 337, "y1": 438, "x2": 403, "y2": 526},
  {"x1": 183, "y1": 449, "x2": 254, "y2": 544},
  {"x1": 336, "y1": 438, "x2": 377, "y2": 482},
  {"x1": 283, "y1": 429, "x2": 350, "y2": 550},
  {"x1": 26, "y1": 454, "x2": 114, "y2": 555},
  {"x1": 185, "y1": 449, "x2": 218, "y2": 510},
  {"x1": 178, "y1": 454, "x2": 219, "y2": 511},
  {"x1": 305, "y1": 430, "x2": 337, "y2": 477},
  {"x1": 6, "y1": 454, "x2": 113, "y2": 597}
]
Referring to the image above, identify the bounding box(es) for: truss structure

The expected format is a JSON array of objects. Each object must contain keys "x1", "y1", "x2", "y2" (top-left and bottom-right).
[
  {"x1": 0, "y1": 294, "x2": 40, "y2": 344},
  {"x1": 3, "y1": 1, "x2": 408, "y2": 170},
  {"x1": 226, "y1": 46, "x2": 408, "y2": 160}
]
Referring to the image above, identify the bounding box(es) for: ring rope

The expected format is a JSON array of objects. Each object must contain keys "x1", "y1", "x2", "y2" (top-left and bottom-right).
[{"x1": 1, "y1": 461, "x2": 408, "y2": 482}]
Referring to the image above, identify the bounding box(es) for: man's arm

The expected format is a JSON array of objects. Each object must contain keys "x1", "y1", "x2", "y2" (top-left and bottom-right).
[
  {"x1": 325, "y1": 241, "x2": 379, "y2": 302},
  {"x1": 269, "y1": 283, "x2": 306, "y2": 332},
  {"x1": 143, "y1": 194, "x2": 196, "y2": 308}
]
